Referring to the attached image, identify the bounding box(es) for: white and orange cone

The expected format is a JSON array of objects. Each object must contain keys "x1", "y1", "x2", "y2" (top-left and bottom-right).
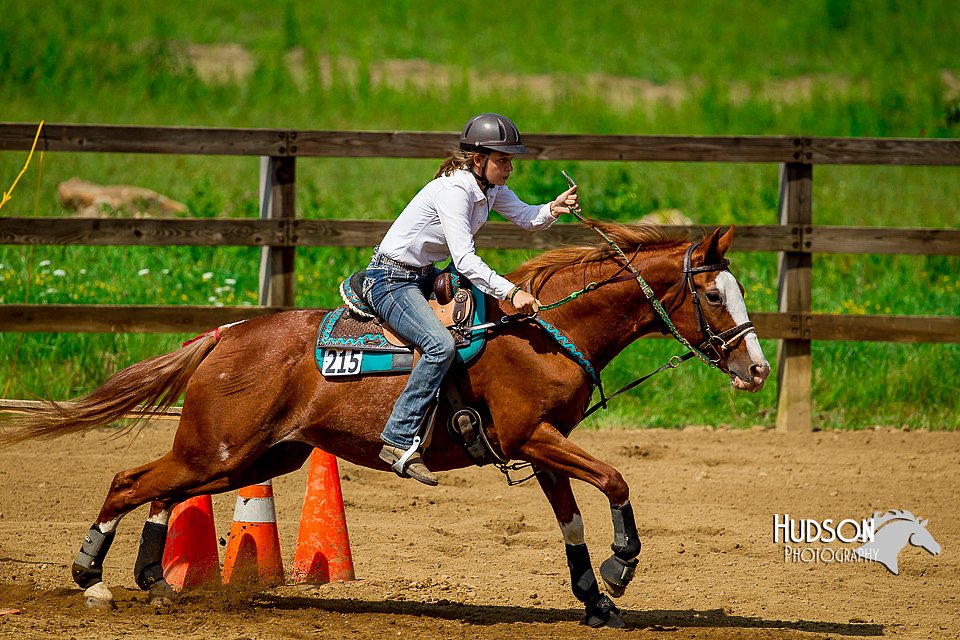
[
  {"x1": 291, "y1": 449, "x2": 355, "y2": 584},
  {"x1": 221, "y1": 480, "x2": 285, "y2": 586},
  {"x1": 162, "y1": 495, "x2": 221, "y2": 590}
]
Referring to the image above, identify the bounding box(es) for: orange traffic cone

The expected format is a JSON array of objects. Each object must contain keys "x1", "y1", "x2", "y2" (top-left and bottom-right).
[
  {"x1": 221, "y1": 480, "x2": 285, "y2": 586},
  {"x1": 162, "y1": 495, "x2": 221, "y2": 590},
  {"x1": 291, "y1": 449, "x2": 355, "y2": 584}
]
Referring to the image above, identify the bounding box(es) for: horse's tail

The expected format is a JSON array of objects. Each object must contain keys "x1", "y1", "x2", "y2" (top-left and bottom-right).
[{"x1": 0, "y1": 332, "x2": 220, "y2": 448}]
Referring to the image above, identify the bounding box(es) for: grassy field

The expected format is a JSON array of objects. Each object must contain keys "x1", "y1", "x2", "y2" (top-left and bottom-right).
[{"x1": 1, "y1": 0, "x2": 958, "y2": 429}]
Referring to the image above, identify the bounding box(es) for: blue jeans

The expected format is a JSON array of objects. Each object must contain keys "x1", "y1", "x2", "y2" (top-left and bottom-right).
[{"x1": 363, "y1": 257, "x2": 456, "y2": 449}]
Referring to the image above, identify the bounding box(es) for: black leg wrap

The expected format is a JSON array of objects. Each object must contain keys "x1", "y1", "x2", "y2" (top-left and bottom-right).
[
  {"x1": 601, "y1": 502, "x2": 641, "y2": 598},
  {"x1": 72, "y1": 525, "x2": 115, "y2": 588},
  {"x1": 565, "y1": 543, "x2": 600, "y2": 604},
  {"x1": 565, "y1": 544, "x2": 624, "y2": 627},
  {"x1": 134, "y1": 521, "x2": 168, "y2": 590},
  {"x1": 610, "y1": 502, "x2": 641, "y2": 559}
]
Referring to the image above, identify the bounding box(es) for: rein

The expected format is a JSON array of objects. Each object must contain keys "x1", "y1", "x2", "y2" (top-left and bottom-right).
[
  {"x1": 493, "y1": 172, "x2": 756, "y2": 420},
  {"x1": 461, "y1": 172, "x2": 758, "y2": 427},
  {"x1": 558, "y1": 171, "x2": 718, "y2": 368}
]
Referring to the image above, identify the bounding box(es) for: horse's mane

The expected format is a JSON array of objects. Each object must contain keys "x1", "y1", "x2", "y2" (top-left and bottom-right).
[{"x1": 511, "y1": 219, "x2": 691, "y2": 294}]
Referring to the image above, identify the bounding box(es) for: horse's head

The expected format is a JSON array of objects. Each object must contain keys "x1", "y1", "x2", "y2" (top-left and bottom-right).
[{"x1": 669, "y1": 227, "x2": 770, "y2": 392}]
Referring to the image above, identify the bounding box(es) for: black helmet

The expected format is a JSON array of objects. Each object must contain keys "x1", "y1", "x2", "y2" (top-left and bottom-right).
[{"x1": 459, "y1": 113, "x2": 528, "y2": 155}]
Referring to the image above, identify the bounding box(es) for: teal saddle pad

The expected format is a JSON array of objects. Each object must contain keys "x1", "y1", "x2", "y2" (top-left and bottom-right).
[{"x1": 315, "y1": 283, "x2": 487, "y2": 377}]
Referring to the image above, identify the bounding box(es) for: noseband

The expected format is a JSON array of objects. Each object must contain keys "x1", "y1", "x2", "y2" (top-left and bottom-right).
[{"x1": 682, "y1": 243, "x2": 757, "y2": 364}]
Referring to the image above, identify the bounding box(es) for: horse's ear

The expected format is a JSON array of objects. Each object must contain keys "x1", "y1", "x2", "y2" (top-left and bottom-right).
[
  {"x1": 717, "y1": 226, "x2": 735, "y2": 257},
  {"x1": 921, "y1": 519, "x2": 929, "y2": 527},
  {"x1": 696, "y1": 226, "x2": 733, "y2": 263}
]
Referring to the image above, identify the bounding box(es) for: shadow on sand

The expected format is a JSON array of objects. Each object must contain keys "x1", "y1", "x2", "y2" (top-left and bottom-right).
[{"x1": 257, "y1": 594, "x2": 884, "y2": 636}]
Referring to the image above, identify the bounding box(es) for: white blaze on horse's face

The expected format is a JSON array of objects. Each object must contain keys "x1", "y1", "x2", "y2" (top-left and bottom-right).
[{"x1": 715, "y1": 271, "x2": 770, "y2": 392}]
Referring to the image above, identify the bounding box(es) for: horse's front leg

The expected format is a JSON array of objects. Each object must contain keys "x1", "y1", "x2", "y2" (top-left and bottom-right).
[
  {"x1": 536, "y1": 469, "x2": 625, "y2": 628},
  {"x1": 517, "y1": 424, "x2": 641, "y2": 606}
]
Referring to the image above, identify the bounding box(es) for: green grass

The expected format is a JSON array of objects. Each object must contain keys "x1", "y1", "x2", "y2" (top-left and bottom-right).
[{"x1": 1, "y1": 0, "x2": 958, "y2": 429}]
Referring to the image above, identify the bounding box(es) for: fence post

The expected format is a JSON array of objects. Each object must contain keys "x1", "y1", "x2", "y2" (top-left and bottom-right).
[
  {"x1": 775, "y1": 162, "x2": 813, "y2": 432},
  {"x1": 258, "y1": 156, "x2": 297, "y2": 306}
]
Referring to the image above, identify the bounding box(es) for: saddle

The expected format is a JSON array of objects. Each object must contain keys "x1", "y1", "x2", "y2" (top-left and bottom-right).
[
  {"x1": 314, "y1": 268, "x2": 509, "y2": 469},
  {"x1": 315, "y1": 268, "x2": 486, "y2": 376}
]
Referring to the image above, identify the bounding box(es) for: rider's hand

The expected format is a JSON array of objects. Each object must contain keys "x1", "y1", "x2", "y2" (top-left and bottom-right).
[
  {"x1": 511, "y1": 289, "x2": 541, "y2": 315},
  {"x1": 550, "y1": 185, "x2": 579, "y2": 218}
]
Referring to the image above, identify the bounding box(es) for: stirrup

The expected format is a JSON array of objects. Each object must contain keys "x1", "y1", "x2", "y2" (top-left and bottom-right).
[{"x1": 391, "y1": 436, "x2": 422, "y2": 475}]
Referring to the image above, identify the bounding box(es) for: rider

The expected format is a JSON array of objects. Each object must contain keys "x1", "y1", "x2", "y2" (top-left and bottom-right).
[{"x1": 363, "y1": 113, "x2": 579, "y2": 486}]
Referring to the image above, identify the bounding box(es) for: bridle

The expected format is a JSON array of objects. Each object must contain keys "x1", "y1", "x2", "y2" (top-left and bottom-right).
[
  {"x1": 681, "y1": 242, "x2": 757, "y2": 365},
  {"x1": 551, "y1": 171, "x2": 758, "y2": 417}
]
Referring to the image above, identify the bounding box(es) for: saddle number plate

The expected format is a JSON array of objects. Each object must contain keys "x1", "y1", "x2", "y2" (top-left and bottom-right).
[{"x1": 322, "y1": 349, "x2": 362, "y2": 376}]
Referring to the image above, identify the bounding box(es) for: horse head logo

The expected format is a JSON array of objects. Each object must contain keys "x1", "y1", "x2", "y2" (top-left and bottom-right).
[{"x1": 854, "y1": 510, "x2": 941, "y2": 575}]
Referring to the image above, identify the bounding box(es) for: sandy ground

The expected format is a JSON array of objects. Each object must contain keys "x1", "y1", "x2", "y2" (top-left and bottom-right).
[{"x1": 0, "y1": 422, "x2": 957, "y2": 640}]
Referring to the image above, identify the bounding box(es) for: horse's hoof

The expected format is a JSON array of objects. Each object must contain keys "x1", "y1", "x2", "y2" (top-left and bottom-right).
[
  {"x1": 600, "y1": 610, "x2": 627, "y2": 629},
  {"x1": 83, "y1": 581, "x2": 115, "y2": 610},
  {"x1": 585, "y1": 594, "x2": 625, "y2": 629},
  {"x1": 599, "y1": 555, "x2": 636, "y2": 599},
  {"x1": 148, "y1": 580, "x2": 179, "y2": 607}
]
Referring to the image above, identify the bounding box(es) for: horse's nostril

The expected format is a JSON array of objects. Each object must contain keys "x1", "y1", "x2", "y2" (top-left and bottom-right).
[{"x1": 749, "y1": 363, "x2": 767, "y2": 379}]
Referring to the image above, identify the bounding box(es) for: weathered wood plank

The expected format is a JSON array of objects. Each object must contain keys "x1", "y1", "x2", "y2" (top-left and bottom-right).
[
  {"x1": 0, "y1": 122, "x2": 289, "y2": 155},
  {"x1": 2, "y1": 124, "x2": 958, "y2": 165},
  {"x1": 807, "y1": 314, "x2": 960, "y2": 343},
  {"x1": 0, "y1": 217, "x2": 288, "y2": 246},
  {"x1": 289, "y1": 130, "x2": 455, "y2": 158},
  {"x1": 747, "y1": 312, "x2": 799, "y2": 340},
  {"x1": 0, "y1": 303, "x2": 801, "y2": 339},
  {"x1": 523, "y1": 134, "x2": 803, "y2": 163},
  {"x1": 0, "y1": 305, "x2": 289, "y2": 333},
  {"x1": 293, "y1": 131, "x2": 804, "y2": 162},
  {"x1": 7, "y1": 305, "x2": 952, "y2": 343},
  {"x1": 258, "y1": 157, "x2": 297, "y2": 306},
  {"x1": 805, "y1": 226, "x2": 960, "y2": 255},
  {"x1": 3, "y1": 218, "x2": 955, "y2": 255},
  {"x1": 807, "y1": 137, "x2": 960, "y2": 166},
  {"x1": 776, "y1": 163, "x2": 814, "y2": 433}
]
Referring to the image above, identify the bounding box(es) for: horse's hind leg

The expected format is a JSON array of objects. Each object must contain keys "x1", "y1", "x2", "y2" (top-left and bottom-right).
[
  {"x1": 127, "y1": 441, "x2": 315, "y2": 604},
  {"x1": 73, "y1": 451, "x2": 199, "y2": 609}
]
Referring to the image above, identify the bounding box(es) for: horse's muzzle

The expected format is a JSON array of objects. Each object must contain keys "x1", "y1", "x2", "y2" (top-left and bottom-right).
[{"x1": 730, "y1": 359, "x2": 770, "y2": 392}]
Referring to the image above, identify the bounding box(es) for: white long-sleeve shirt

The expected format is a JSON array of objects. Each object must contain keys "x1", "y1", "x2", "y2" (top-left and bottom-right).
[{"x1": 376, "y1": 170, "x2": 557, "y2": 299}]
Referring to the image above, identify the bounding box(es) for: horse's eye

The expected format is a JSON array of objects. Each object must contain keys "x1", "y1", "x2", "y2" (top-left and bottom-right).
[{"x1": 706, "y1": 291, "x2": 722, "y2": 304}]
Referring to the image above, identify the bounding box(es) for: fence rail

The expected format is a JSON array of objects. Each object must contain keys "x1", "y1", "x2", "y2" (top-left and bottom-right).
[
  {"x1": 2, "y1": 122, "x2": 959, "y2": 431},
  {"x1": 2, "y1": 218, "x2": 959, "y2": 254},
  {"x1": 3, "y1": 122, "x2": 960, "y2": 164}
]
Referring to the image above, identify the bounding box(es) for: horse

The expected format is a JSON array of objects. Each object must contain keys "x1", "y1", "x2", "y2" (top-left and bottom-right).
[
  {"x1": 0, "y1": 221, "x2": 769, "y2": 628},
  {"x1": 854, "y1": 510, "x2": 941, "y2": 575}
]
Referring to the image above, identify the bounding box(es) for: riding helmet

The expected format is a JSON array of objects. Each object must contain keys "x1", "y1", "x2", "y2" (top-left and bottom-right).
[{"x1": 459, "y1": 113, "x2": 528, "y2": 155}]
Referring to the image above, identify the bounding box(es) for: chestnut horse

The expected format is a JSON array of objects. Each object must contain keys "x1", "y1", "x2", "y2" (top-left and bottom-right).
[{"x1": 0, "y1": 222, "x2": 769, "y2": 628}]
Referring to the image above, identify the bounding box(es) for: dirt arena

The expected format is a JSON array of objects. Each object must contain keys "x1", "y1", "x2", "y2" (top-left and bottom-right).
[{"x1": 0, "y1": 423, "x2": 957, "y2": 639}]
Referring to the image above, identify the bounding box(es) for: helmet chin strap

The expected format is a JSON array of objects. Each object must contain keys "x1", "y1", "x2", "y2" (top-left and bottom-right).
[{"x1": 471, "y1": 154, "x2": 493, "y2": 191}]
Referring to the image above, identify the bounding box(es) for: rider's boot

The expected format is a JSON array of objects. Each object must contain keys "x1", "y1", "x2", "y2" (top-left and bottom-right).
[
  {"x1": 380, "y1": 392, "x2": 441, "y2": 486},
  {"x1": 379, "y1": 443, "x2": 438, "y2": 486}
]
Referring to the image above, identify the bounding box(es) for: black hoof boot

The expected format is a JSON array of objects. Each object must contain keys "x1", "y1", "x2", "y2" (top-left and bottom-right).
[
  {"x1": 585, "y1": 594, "x2": 625, "y2": 628},
  {"x1": 599, "y1": 554, "x2": 638, "y2": 598}
]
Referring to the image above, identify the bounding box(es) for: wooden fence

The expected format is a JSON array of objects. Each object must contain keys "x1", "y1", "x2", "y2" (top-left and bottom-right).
[{"x1": 1, "y1": 123, "x2": 959, "y2": 431}]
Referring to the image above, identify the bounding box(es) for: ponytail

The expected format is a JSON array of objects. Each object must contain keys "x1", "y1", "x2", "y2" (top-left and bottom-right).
[{"x1": 435, "y1": 149, "x2": 484, "y2": 179}]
